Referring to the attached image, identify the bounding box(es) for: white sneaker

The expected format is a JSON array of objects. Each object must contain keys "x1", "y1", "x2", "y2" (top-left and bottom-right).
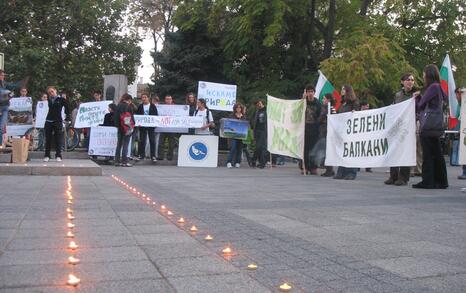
[
  {"x1": 235, "y1": 163, "x2": 240, "y2": 168},
  {"x1": 43, "y1": 157, "x2": 50, "y2": 162},
  {"x1": 227, "y1": 162, "x2": 232, "y2": 168},
  {"x1": 56, "y1": 157, "x2": 62, "y2": 162}
]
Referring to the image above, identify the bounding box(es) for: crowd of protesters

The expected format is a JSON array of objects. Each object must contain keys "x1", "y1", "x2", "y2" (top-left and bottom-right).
[{"x1": 0, "y1": 64, "x2": 465, "y2": 189}]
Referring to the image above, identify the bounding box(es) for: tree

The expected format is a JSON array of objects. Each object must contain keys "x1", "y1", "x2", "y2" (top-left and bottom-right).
[{"x1": 0, "y1": 0, "x2": 142, "y2": 100}]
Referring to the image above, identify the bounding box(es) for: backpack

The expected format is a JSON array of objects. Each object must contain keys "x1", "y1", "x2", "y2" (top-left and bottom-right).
[{"x1": 119, "y1": 111, "x2": 135, "y2": 136}]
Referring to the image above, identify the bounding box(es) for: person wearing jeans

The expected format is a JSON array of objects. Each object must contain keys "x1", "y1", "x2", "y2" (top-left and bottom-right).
[
  {"x1": 227, "y1": 103, "x2": 246, "y2": 168},
  {"x1": 114, "y1": 93, "x2": 135, "y2": 167},
  {"x1": 136, "y1": 93, "x2": 158, "y2": 162}
]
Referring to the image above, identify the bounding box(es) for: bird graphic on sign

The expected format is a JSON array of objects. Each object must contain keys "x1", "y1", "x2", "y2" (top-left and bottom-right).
[{"x1": 191, "y1": 145, "x2": 206, "y2": 156}]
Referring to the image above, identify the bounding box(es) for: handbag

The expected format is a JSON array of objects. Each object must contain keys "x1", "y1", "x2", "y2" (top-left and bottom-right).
[{"x1": 419, "y1": 84, "x2": 444, "y2": 137}]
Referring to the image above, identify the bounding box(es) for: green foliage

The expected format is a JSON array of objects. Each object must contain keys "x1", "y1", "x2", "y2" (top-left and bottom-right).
[
  {"x1": 150, "y1": 0, "x2": 466, "y2": 108},
  {"x1": 0, "y1": 0, "x2": 142, "y2": 101}
]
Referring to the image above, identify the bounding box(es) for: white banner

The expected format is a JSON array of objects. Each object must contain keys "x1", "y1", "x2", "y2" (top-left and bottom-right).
[
  {"x1": 459, "y1": 91, "x2": 466, "y2": 164},
  {"x1": 155, "y1": 104, "x2": 190, "y2": 133},
  {"x1": 197, "y1": 81, "x2": 236, "y2": 111},
  {"x1": 326, "y1": 99, "x2": 416, "y2": 168},
  {"x1": 266, "y1": 95, "x2": 306, "y2": 159},
  {"x1": 134, "y1": 115, "x2": 204, "y2": 128},
  {"x1": 88, "y1": 126, "x2": 131, "y2": 156},
  {"x1": 6, "y1": 97, "x2": 33, "y2": 136},
  {"x1": 74, "y1": 101, "x2": 111, "y2": 128},
  {"x1": 35, "y1": 101, "x2": 48, "y2": 128}
]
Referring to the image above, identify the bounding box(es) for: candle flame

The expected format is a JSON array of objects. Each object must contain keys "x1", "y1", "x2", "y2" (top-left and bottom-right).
[
  {"x1": 67, "y1": 274, "x2": 80, "y2": 286},
  {"x1": 66, "y1": 208, "x2": 72, "y2": 213},
  {"x1": 67, "y1": 223, "x2": 75, "y2": 228},
  {"x1": 161, "y1": 205, "x2": 166, "y2": 210},
  {"x1": 68, "y1": 241, "x2": 78, "y2": 250},
  {"x1": 177, "y1": 217, "x2": 185, "y2": 223},
  {"x1": 67, "y1": 231, "x2": 74, "y2": 238},
  {"x1": 247, "y1": 263, "x2": 258, "y2": 270},
  {"x1": 67, "y1": 200, "x2": 72, "y2": 204},
  {"x1": 167, "y1": 211, "x2": 173, "y2": 216},
  {"x1": 67, "y1": 214, "x2": 75, "y2": 220},
  {"x1": 68, "y1": 256, "x2": 80, "y2": 264},
  {"x1": 190, "y1": 225, "x2": 198, "y2": 232},
  {"x1": 205, "y1": 235, "x2": 213, "y2": 241},
  {"x1": 222, "y1": 247, "x2": 232, "y2": 254},
  {"x1": 279, "y1": 283, "x2": 292, "y2": 291}
]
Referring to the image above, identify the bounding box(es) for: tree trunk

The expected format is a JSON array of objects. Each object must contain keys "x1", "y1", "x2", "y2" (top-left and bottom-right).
[
  {"x1": 359, "y1": 0, "x2": 373, "y2": 16},
  {"x1": 323, "y1": 0, "x2": 336, "y2": 59}
]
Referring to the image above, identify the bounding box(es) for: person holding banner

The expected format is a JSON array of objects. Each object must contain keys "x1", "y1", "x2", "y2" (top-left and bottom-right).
[
  {"x1": 318, "y1": 93, "x2": 337, "y2": 177},
  {"x1": 114, "y1": 93, "x2": 135, "y2": 167},
  {"x1": 136, "y1": 93, "x2": 158, "y2": 162},
  {"x1": 157, "y1": 95, "x2": 177, "y2": 161},
  {"x1": 412, "y1": 64, "x2": 448, "y2": 189},
  {"x1": 226, "y1": 103, "x2": 246, "y2": 168},
  {"x1": 334, "y1": 85, "x2": 360, "y2": 180},
  {"x1": 252, "y1": 99, "x2": 267, "y2": 169},
  {"x1": 300, "y1": 85, "x2": 321, "y2": 175},
  {"x1": 385, "y1": 73, "x2": 416, "y2": 186},
  {"x1": 43, "y1": 86, "x2": 71, "y2": 162},
  {"x1": 194, "y1": 98, "x2": 214, "y2": 135},
  {"x1": 186, "y1": 92, "x2": 197, "y2": 135}
]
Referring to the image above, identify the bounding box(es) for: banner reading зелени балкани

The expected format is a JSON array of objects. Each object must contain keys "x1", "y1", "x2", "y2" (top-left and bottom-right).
[
  {"x1": 197, "y1": 81, "x2": 236, "y2": 111},
  {"x1": 326, "y1": 98, "x2": 416, "y2": 168},
  {"x1": 266, "y1": 95, "x2": 306, "y2": 159}
]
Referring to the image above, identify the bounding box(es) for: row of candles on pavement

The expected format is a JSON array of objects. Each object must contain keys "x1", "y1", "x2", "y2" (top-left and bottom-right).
[
  {"x1": 65, "y1": 176, "x2": 80, "y2": 286},
  {"x1": 111, "y1": 174, "x2": 292, "y2": 292}
]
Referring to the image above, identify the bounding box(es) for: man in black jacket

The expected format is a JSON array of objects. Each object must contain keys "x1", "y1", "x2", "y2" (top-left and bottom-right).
[
  {"x1": 44, "y1": 86, "x2": 71, "y2": 162},
  {"x1": 252, "y1": 99, "x2": 267, "y2": 169},
  {"x1": 136, "y1": 93, "x2": 158, "y2": 162}
]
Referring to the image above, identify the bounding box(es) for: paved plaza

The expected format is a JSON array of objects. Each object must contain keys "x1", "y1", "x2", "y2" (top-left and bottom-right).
[{"x1": 0, "y1": 163, "x2": 466, "y2": 292}]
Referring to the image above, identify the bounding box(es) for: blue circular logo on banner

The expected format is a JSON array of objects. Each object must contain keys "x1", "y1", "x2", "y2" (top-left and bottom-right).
[{"x1": 189, "y1": 142, "x2": 208, "y2": 161}]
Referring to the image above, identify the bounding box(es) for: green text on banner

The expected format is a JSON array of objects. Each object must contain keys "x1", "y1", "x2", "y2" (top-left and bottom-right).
[{"x1": 266, "y1": 95, "x2": 306, "y2": 159}]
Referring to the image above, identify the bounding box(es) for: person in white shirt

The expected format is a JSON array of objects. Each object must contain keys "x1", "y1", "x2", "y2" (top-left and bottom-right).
[{"x1": 194, "y1": 98, "x2": 214, "y2": 135}]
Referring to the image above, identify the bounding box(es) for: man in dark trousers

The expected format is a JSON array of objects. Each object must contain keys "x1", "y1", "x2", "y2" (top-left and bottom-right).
[
  {"x1": 114, "y1": 93, "x2": 135, "y2": 167},
  {"x1": 252, "y1": 99, "x2": 267, "y2": 169},
  {"x1": 136, "y1": 93, "x2": 158, "y2": 162},
  {"x1": 43, "y1": 86, "x2": 71, "y2": 162}
]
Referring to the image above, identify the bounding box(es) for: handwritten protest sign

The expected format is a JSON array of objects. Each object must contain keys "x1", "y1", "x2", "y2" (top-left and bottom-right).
[
  {"x1": 74, "y1": 101, "x2": 111, "y2": 128},
  {"x1": 155, "y1": 105, "x2": 190, "y2": 133},
  {"x1": 197, "y1": 81, "x2": 236, "y2": 111},
  {"x1": 6, "y1": 97, "x2": 33, "y2": 136},
  {"x1": 134, "y1": 115, "x2": 204, "y2": 128},
  {"x1": 88, "y1": 126, "x2": 131, "y2": 156}
]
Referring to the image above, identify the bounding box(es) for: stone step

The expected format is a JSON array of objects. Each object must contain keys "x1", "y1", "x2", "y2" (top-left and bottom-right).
[{"x1": 0, "y1": 159, "x2": 102, "y2": 176}]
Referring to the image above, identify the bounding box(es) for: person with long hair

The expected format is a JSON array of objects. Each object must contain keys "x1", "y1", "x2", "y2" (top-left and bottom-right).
[
  {"x1": 385, "y1": 73, "x2": 417, "y2": 186},
  {"x1": 412, "y1": 64, "x2": 448, "y2": 189},
  {"x1": 114, "y1": 93, "x2": 135, "y2": 167},
  {"x1": 334, "y1": 85, "x2": 360, "y2": 180},
  {"x1": 226, "y1": 103, "x2": 247, "y2": 168}
]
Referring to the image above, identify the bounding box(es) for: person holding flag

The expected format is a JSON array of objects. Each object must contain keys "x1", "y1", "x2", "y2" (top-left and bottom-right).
[{"x1": 440, "y1": 54, "x2": 459, "y2": 129}]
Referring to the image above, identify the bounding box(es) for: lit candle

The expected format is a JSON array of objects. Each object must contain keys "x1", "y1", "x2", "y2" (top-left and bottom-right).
[
  {"x1": 66, "y1": 208, "x2": 72, "y2": 213},
  {"x1": 222, "y1": 247, "x2": 232, "y2": 255},
  {"x1": 68, "y1": 256, "x2": 80, "y2": 264},
  {"x1": 68, "y1": 241, "x2": 78, "y2": 250},
  {"x1": 152, "y1": 202, "x2": 156, "y2": 205},
  {"x1": 66, "y1": 231, "x2": 74, "y2": 238},
  {"x1": 247, "y1": 263, "x2": 258, "y2": 270},
  {"x1": 67, "y1": 274, "x2": 80, "y2": 286},
  {"x1": 161, "y1": 205, "x2": 166, "y2": 210},
  {"x1": 205, "y1": 235, "x2": 213, "y2": 241},
  {"x1": 177, "y1": 217, "x2": 185, "y2": 224},
  {"x1": 137, "y1": 192, "x2": 141, "y2": 195},
  {"x1": 67, "y1": 223, "x2": 75, "y2": 228},
  {"x1": 142, "y1": 194, "x2": 146, "y2": 198},
  {"x1": 67, "y1": 200, "x2": 72, "y2": 204},
  {"x1": 133, "y1": 188, "x2": 136, "y2": 192},
  {"x1": 67, "y1": 214, "x2": 75, "y2": 220},
  {"x1": 167, "y1": 211, "x2": 173, "y2": 216},
  {"x1": 146, "y1": 197, "x2": 150, "y2": 201},
  {"x1": 279, "y1": 283, "x2": 292, "y2": 292},
  {"x1": 190, "y1": 225, "x2": 198, "y2": 232}
]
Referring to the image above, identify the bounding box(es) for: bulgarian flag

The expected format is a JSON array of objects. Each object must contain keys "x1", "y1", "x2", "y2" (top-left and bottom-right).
[
  {"x1": 440, "y1": 54, "x2": 459, "y2": 129},
  {"x1": 315, "y1": 70, "x2": 342, "y2": 110}
]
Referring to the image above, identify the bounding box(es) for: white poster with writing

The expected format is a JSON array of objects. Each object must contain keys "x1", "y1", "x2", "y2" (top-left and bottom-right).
[
  {"x1": 197, "y1": 81, "x2": 236, "y2": 111},
  {"x1": 134, "y1": 115, "x2": 204, "y2": 128},
  {"x1": 155, "y1": 105, "x2": 190, "y2": 133},
  {"x1": 266, "y1": 95, "x2": 306, "y2": 159},
  {"x1": 326, "y1": 99, "x2": 416, "y2": 168},
  {"x1": 74, "y1": 101, "x2": 111, "y2": 128},
  {"x1": 88, "y1": 126, "x2": 131, "y2": 156},
  {"x1": 6, "y1": 97, "x2": 33, "y2": 136},
  {"x1": 458, "y1": 91, "x2": 466, "y2": 164}
]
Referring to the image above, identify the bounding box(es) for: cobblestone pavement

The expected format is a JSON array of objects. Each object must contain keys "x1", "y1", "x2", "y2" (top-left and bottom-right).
[{"x1": 1, "y1": 164, "x2": 466, "y2": 292}]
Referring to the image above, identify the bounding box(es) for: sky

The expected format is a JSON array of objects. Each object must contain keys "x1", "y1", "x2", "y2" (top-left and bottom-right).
[{"x1": 137, "y1": 35, "x2": 156, "y2": 85}]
